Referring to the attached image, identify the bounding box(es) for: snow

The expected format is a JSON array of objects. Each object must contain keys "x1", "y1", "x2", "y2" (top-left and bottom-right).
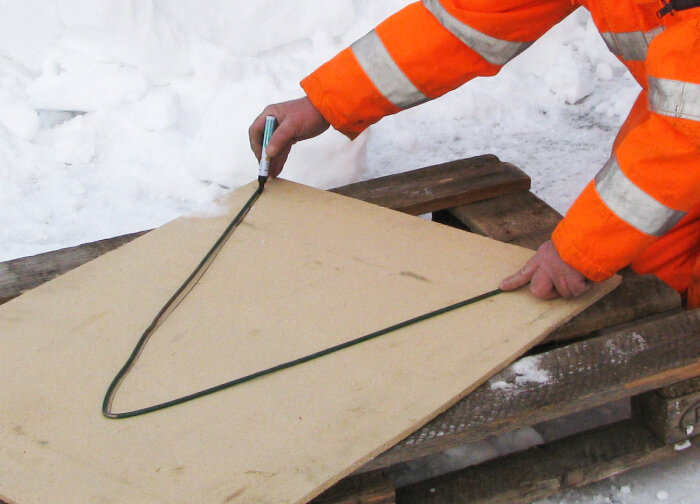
[
  {"x1": 0, "y1": 0, "x2": 638, "y2": 261},
  {"x1": 489, "y1": 355, "x2": 551, "y2": 391},
  {"x1": 1, "y1": 1, "x2": 698, "y2": 502},
  {"x1": 0, "y1": 0, "x2": 385, "y2": 260}
]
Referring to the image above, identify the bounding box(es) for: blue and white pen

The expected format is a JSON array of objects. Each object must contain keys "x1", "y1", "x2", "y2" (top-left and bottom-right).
[{"x1": 258, "y1": 115, "x2": 277, "y2": 188}]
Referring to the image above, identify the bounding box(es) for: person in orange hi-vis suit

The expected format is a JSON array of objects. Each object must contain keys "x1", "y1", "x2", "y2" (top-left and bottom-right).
[{"x1": 249, "y1": 0, "x2": 700, "y2": 304}]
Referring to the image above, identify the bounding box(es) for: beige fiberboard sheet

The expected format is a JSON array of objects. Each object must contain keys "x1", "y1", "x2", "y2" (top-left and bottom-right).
[{"x1": 0, "y1": 179, "x2": 618, "y2": 504}]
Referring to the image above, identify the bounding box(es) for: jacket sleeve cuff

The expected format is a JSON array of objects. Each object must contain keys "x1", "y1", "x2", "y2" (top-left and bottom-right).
[
  {"x1": 551, "y1": 220, "x2": 617, "y2": 282},
  {"x1": 301, "y1": 47, "x2": 394, "y2": 140},
  {"x1": 301, "y1": 67, "x2": 361, "y2": 140}
]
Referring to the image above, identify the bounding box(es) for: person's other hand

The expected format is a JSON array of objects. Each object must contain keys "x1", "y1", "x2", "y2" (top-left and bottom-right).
[
  {"x1": 249, "y1": 96, "x2": 330, "y2": 178},
  {"x1": 499, "y1": 240, "x2": 592, "y2": 299}
]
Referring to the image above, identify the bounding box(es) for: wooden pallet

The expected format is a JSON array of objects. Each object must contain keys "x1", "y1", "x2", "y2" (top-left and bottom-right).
[{"x1": 2, "y1": 155, "x2": 699, "y2": 504}]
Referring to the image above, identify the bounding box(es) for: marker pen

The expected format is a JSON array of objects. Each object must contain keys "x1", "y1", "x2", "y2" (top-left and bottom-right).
[{"x1": 258, "y1": 115, "x2": 276, "y2": 188}]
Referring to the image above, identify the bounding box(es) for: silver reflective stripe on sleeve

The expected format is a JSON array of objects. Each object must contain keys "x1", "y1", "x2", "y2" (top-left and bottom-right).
[
  {"x1": 350, "y1": 30, "x2": 429, "y2": 109},
  {"x1": 422, "y1": 0, "x2": 531, "y2": 66},
  {"x1": 595, "y1": 156, "x2": 686, "y2": 237},
  {"x1": 600, "y1": 27, "x2": 663, "y2": 62},
  {"x1": 648, "y1": 76, "x2": 700, "y2": 122}
]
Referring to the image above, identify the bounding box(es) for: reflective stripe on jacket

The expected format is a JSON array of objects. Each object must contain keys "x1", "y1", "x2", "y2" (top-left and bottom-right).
[
  {"x1": 301, "y1": 0, "x2": 577, "y2": 139},
  {"x1": 551, "y1": 6, "x2": 700, "y2": 282},
  {"x1": 301, "y1": 0, "x2": 700, "y2": 288}
]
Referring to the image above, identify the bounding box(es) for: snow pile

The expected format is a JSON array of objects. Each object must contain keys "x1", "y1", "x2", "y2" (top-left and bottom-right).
[
  {"x1": 0, "y1": 0, "x2": 409, "y2": 260},
  {"x1": 0, "y1": 1, "x2": 641, "y2": 260}
]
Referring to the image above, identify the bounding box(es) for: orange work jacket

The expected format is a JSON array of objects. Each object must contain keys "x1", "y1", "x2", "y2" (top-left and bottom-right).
[{"x1": 300, "y1": 0, "x2": 700, "y2": 302}]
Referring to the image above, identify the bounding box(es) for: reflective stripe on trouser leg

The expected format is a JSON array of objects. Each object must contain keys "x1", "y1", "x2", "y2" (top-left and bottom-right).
[
  {"x1": 648, "y1": 76, "x2": 700, "y2": 122},
  {"x1": 422, "y1": 0, "x2": 531, "y2": 66},
  {"x1": 350, "y1": 30, "x2": 429, "y2": 109},
  {"x1": 595, "y1": 156, "x2": 686, "y2": 237}
]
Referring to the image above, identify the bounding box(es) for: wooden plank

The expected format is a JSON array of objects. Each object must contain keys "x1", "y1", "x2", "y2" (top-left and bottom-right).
[
  {"x1": 358, "y1": 309, "x2": 700, "y2": 473},
  {"x1": 448, "y1": 191, "x2": 560, "y2": 250},
  {"x1": 0, "y1": 180, "x2": 615, "y2": 504},
  {"x1": 395, "y1": 420, "x2": 699, "y2": 504},
  {"x1": 656, "y1": 377, "x2": 700, "y2": 398},
  {"x1": 447, "y1": 191, "x2": 682, "y2": 343},
  {"x1": 331, "y1": 155, "x2": 530, "y2": 216},
  {"x1": 632, "y1": 389, "x2": 700, "y2": 444},
  {"x1": 311, "y1": 471, "x2": 395, "y2": 504}
]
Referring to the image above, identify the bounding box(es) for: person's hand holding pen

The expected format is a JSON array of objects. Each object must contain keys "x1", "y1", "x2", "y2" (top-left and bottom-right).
[{"x1": 249, "y1": 97, "x2": 330, "y2": 180}]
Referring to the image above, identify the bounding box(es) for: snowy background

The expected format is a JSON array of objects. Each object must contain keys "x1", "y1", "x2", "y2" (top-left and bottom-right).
[{"x1": 0, "y1": 1, "x2": 697, "y2": 501}]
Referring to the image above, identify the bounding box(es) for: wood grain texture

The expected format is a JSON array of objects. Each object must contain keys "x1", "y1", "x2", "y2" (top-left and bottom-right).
[
  {"x1": 0, "y1": 180, "x2": 615, "y2": 504},
  {"x1": 656, "y1": 376, "x2": 700, "y2": 398},
  {"x1": 358, "y1": 309, "x2": 700, "y2": 473},
  {"x1": 331, "y1": 155, "x2": 530, "y2": 215},
  {"x1": 633, "y1": 389, "x2": 700, "y2": 444},
  {"x1": 448, "y1": 191, "x2": 560, "y2": 250},
  {"x1": 396, "y1": 420, "x2": 699, "y2": 504}
]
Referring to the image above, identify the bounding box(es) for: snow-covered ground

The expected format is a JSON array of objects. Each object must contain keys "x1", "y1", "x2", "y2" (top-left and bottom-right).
[{"x1": 0, "y1": 1, "x2": 697, "y2": 501}]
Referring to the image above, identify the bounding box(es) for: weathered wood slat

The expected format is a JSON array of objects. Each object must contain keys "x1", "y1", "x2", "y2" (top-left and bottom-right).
[
  {"x1": 632, "y1": 388, "x2": 700, "y2": 444},
  {"x1": 446, "y1": 191, "x2": 682, "y2": 343},
  {"x1": 656, "y1": 376, "x2": 700, "y2": 398},
  {"x1": 448, "y1": 190, "x2": 560, "y2": 250},
  {"x1": 357, "y1": 309, "x2": 700, "y2": 473},
  {"x1": 396, "y1": 420, "x2": 699, "y2": 504},
  {"x1": 310, "y1": 471, "x2": 395, "y2": 504},
  {"x1": 331, "y1": 155, "x2": 530, "y2": 215}
]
